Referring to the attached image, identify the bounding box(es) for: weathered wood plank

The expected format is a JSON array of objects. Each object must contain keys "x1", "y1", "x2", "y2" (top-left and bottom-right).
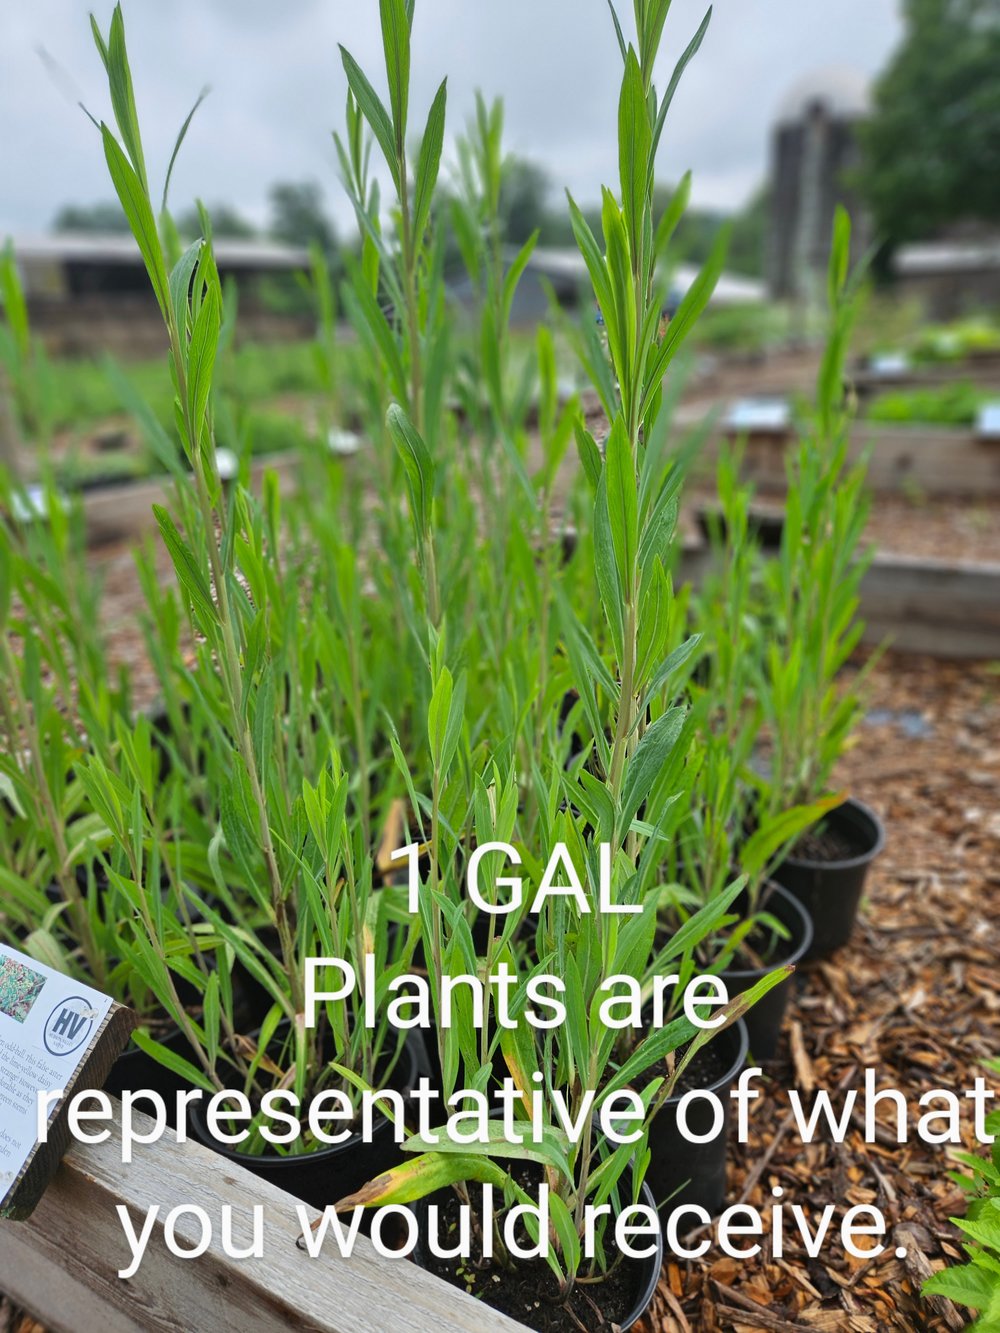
[
  {"x1": 676, "y1": 545, "x2": 1000, "y2": 659},
  {"x1": 853, "y1": 354, "x2": 1000, "y2": 399},
  {"x1": 0, "y1": 1111, "x2": 522, "y2": 1333},
  {"x1": 81, "y1": 451, "x2": 303, "y2": 546},
  {"x1": 858, "y1": 553, "x2": 1000, "y2": 658},
  {"x1": 678, "y1": 416, "x2": 1000, "y2": 497}
]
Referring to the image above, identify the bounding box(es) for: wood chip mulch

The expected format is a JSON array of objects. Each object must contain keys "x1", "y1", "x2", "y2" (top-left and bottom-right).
[{"x1": 642, "y1": 651, "x2": 1000, "y2": 1332}]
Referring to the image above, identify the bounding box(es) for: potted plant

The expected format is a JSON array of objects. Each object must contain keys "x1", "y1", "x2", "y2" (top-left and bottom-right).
[
  {"x1": 319, "y1": 7, "x2": 791, "y2": 1325},
  {"x1": 668, "y1": 448, "x2": 839, "y2": 1066},
  {"x1": 62, "y1": 5, "x2": 435, "y2": 1209},
  {"x1": 754, "y1": 212, "x2": 886, "y2": 959}
]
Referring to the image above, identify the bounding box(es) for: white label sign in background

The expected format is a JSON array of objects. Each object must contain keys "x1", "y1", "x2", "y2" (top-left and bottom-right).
[{"x1": 0, "y1": 942, "x2": 113, "y2": 1208}]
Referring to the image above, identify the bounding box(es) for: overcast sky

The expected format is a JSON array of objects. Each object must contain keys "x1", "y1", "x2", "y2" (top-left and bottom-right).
[{"x1": 1, "y1": 1, "x2": 903, "y2": 238}]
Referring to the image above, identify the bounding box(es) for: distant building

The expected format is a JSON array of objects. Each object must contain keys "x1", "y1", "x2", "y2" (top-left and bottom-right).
[
  {"x1": 892, "y1": 236, "x2": 1000, "y2": 320},
  {"x1": 9, "y1": 234, "x2": 312, "y2": 357},
  {"x1": 449, "y1": 246, "x2": 765, "y2": 327},
  {"x1": 767, "y1": 70, "x2": 873, "y2": 305}
]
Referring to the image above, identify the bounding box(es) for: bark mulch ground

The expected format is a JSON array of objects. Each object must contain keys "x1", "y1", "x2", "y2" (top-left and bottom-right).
[{"x1": 642, "y1": 652, "x2": 999, "y2": 1333}]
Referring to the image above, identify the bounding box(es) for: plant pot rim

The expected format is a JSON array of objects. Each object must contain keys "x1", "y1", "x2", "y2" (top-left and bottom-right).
[
  {"x1": 415, "y1": 1164, "x2": 662, "y2": 1332},
  {"x1": 622, "y1": 1174, "x2": 665, "y2": 1330},
  {"x1": 719, "y1": 882, "x2": 814, "y2": 983},
  {"x1": 784, "y1": 796, "x2": 886, "y2": 873}
]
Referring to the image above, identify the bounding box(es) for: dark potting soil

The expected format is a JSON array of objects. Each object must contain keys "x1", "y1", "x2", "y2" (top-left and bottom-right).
[
  {"x1": 727, "y1": 906, "x2": 798, "y2": 973},
  {"x1": 632, "y1": 1038, "x2": 731, "y2": 1098},
  {"x1": 792, "y1": 820, "x2": 867, "y2": 863},
  {"x1": 421, "y1": 1178, "x2": 642, "y2": 1333}
]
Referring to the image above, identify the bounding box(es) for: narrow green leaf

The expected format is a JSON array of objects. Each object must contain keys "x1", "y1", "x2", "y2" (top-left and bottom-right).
[
  {"x1": 107, "y1": 4, "x2": 149, "y2": 192},
  {"x1": 605, "y1": 0, "x2": 628, "y2": 63},
  {"x1": 132, "y1": 1030, "x2": 214, "y2": 1094},
  {"x1": 340, "y1": 46, "x2": 399, "y2": 189},
  {"x1": 380, "y1": 0, "x2": 411, "y2": 149},
  {"x1": 641, "y1": 222, "x2": 728, "y2": 415},
  {"x1": 650, "y1": 7, "x2": 712, "y2": 175},
  {"x1": 333, "y1": 1152, "x2": 507, "y2": 1212},
  {"x1": 387, "y1": 402, "x2": 434, "y2": 541},
  {"x1": 168, "y1": 239, "x2": 203, "y2": 340},
  {"x1": 619, "y1": 47, "x2": 651, "y2": 263},
  {"x1": 101, "y1": 125, "x2": 169, "y2": 321},
  {"x1": 502, "y1": 231, "x2": 539, "y2": 327},
  {"x1": 153, "y1": 505, "x2": 216, "y2": 627},
  {"x1": 594, "y1": 469, "x2": 625, "y2": 665},
  {"x1": 412, "y1": 79, "x2": 447, "y2": 249},
  {"x1": 619, "y1": 706, "x2": 685, "y2": 833},
  {"x1": 187, "y1": 280, "x2": 221, "y2": 442},
  {"x1": 162, "y1": 87, "x2": 210, "y2": 214}
]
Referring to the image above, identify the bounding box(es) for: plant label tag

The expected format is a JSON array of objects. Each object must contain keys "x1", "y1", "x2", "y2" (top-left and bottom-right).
[{"x1": 0, "y1": 942, "x2": 134, "y2": 1220}]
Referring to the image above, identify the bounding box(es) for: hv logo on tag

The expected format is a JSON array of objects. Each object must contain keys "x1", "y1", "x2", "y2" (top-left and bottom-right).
[{"x1": 43, "y1": 997, "x2": 98, "y2": 1057}]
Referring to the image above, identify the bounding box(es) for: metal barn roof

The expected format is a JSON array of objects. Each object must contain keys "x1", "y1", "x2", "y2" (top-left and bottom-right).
[{"x1": 8, "y1": 233, "x2": 310, "y2": 270}]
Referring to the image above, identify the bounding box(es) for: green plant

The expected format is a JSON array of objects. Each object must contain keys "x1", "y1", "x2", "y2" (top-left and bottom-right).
[
  {"x1": 756, "y1": 210, "x2": 876, "y2": 820},
  {"x1": 675, "y1": 453, "x2": 836, "y2": 930},
  {"x1": 910, "y1": 318, "x2": 1000, "y2": 365},
  {"x1": 867, "y1": 380, "x2": 986, "y2": 427},
  {"x1": 68, "y1": 4, "x2": 422, "y2": 1132},
  {"x1": 923, "y1": 1059, "x2": 1000, "y2": 1329},
  {"x1": 0, "y1": 244, "x2": 54, "y2": 450},
  {"x1": 322, "y1": 1, "x2": 786, "y2": 1315}
]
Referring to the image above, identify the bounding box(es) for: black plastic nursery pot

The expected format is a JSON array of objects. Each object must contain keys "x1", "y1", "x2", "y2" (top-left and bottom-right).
[
  {"x1": 413, "y1": 1167, "x2": 663, "y2": 1333},
  {"x1": 103, "y1": 1023, "x2": 195, "y2": 1119},
  {"x1": 719, "y1": 883, "x2": 813, "y2": 1061},
  {"x1": 695, "y1": 504, "x2": 785, "y2": 552},
  {"x1": 646, "y1": 1016, "x2": 749, "y2": 1220},
  {"x1": 772, "y1": 797, "x2": 886, "y2": 960},
  {"x1": 188, "y1": 1031, "x2": 422, "y2": 1214}
]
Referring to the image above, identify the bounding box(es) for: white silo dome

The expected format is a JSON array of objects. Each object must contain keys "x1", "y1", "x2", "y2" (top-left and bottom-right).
[{"x1": 776, "y1": 68, "x2": 871, "y2": 124}]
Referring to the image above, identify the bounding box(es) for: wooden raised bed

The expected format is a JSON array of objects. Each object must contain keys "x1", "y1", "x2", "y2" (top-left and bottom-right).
[
  {"x1": 80, "y1": 451, "x2": 303, "y2": 547},
  {"x1": 683, "y1": 419, "x2": 1000, "y2": 499},
  {"x1": 678, "y1": 540, "x2": 1000, "y2": 660},
  {"x1": 46, "y1": 429, "x2": 1000, "y2": 660},
  {"x1": 853, "y1": 350, "x2": 1000, "y2": 399},
  {"x1": 0, "y1": 1110, "x2": 519, "y2": 1333}
]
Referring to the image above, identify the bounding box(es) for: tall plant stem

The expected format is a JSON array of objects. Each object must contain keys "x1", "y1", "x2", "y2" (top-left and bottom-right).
[
  {"x1": 168, "y1": 321, "x2": 304, "y2": 1019},
  {"x1": 608, "y1": 600, "x2": 638, "y2": 800}
]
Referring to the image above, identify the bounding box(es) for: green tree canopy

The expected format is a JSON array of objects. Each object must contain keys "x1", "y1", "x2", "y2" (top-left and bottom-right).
[
  {"x1": 52, "y1": 201, "x2": 129, "y2": 233},
  {"x1": 267, "y1": 181, "x2": 337, "y2": 255},
  {"x1": 499, "y1": 157, "x2": 551, "y2": 244},
  {"x1": 177, "y1": 203, "x2": 257, "y2": 240},
  {"x1": 859, "y1": 0, "x2": 1000, "y2": 246}
]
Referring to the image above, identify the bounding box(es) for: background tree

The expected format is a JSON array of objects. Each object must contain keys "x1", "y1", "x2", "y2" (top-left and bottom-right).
[
  {"x1": 177, "y1": 203, "x2": 257, "y2": 240},
  {"x1": 267, "y1": 180, "x2": 337, "y2": 255},
  {"x1": 727, "y1": 187, "x2": 768, "y2": 278},
  {"x1": 52, "y1": 201, "x2": 129, "y2": 232},
  {"x1": 858, "y1": 0, "x2": 1000, "y2": 248},
  {"x1": 499, "y1": 157, "x2": 551, "y2": 243}
]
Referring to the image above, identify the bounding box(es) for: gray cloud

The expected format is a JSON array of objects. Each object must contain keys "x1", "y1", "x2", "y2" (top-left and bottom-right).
[{"x1": 0, "y1": 1, "x2": 902, "y2": 237}]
